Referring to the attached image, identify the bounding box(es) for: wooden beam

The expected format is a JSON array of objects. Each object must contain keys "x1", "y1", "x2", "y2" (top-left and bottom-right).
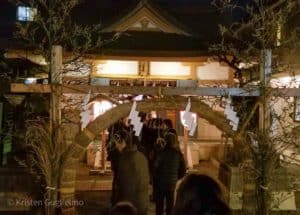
[
  {"x1": 7, "y1": 49, "x2": 208, "y2": 62},
  {"x1": 62, "y1": 85, "x2": 159, "y2": 95},
  {"x1": 51, "y1": 46, "x2": 63, "y2": 84},
  {"x1": 162, "y1": 87, "x2": 260, "y2": 96},
  {"x1": 83, "y1": 52, "x2": 208, "y2": 62},
  {"x1": 6, "y1": 49, "x2": 46, "y2": 65},
  {"x1": 62, "y1": 85, "x2": 261, "y2": 96},
  {"x1": 10, "y1": 83, "x2": 300, "y2": 97},
  {"x1": 11, "y1": 83, "x2": 51, "y2": 93},
  {"x1": 259, "y1": 49, "x2": 272, "y2": 130}
]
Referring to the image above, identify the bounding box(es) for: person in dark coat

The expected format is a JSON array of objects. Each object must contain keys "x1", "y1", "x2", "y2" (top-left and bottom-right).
[
  {"x1": 110, "y1": 201, "x2": 137, "y2": 215},
  {"x1": 173, "y1": 174, "x2": 231, "y2": 215},
  {"x1": 107, "y1": 119, "x2": 131, "y2": 204},
  {"x1": 112, "y1": 129, "x2": 150, "y2": 215},
  {"x1": 162, "y1": 118, "x2": 177, "y2": 136},
  {"x1": 107, "y1": 119, "x2": 130, "y2": 173},
  {"x1": 153, "y1": 132, "x2": 186, "y2": 215}
]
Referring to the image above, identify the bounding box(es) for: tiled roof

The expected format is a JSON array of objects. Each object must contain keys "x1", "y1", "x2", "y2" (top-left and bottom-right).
[
  {"x1": 0, "y1": 1, "x2": 254, "y2": 57},
  {"x1": 0, "y1": 1, "x2": 219, "y2": 56}
]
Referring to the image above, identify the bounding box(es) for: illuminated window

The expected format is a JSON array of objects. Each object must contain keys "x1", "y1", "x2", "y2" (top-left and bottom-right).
[
  {"x1": 197, "y1": 62, "x2": 229, "y2": 80},
  {"x1": 150, "y1": 62, "x2": 191, "y2": 77},
  {"x1": 17, "y1": 6, "x2": 37, "y2": 21},
  {"x1": 96, "y1": 60, "x2": 139, "y2": 76}
]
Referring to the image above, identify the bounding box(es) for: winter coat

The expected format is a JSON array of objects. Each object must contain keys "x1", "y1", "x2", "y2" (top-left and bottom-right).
[
  {"x1": 113, "y1": 145, "x2": 150, "y2": 215},
  {"x1": 153, "y1": 148, "x2": 186, "y2": 190}
]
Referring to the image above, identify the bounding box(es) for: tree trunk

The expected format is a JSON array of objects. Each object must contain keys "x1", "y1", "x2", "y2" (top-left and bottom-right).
[
  {"x1": 255, "y1": 156, "x2": 272, "y2": 215},
  {"x1": 242, "y1": 159, "x2": 257, "y2": 215},
  {"x1": 47, "y1": 45, "x2": 62, "y2": 215},
  {"x1": 256, "y1": 49, "x2": 272, "y2": 215}
]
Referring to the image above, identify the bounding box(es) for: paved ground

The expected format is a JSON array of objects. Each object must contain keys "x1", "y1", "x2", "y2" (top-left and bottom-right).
[
  {"x1": 74, "y1": 161, "x2": 300, "y2": 215},
  {"x1": 75, "y1": 160, "x2": 219, "y2": 215}
]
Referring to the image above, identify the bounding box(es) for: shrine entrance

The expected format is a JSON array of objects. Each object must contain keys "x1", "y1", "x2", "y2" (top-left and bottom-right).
[
  {"x1": 72, "y1": 97, "x2": 234, "y2": 167},
  {"x1": 60, "y1": 96, "x2": 236, "y2": 211}
]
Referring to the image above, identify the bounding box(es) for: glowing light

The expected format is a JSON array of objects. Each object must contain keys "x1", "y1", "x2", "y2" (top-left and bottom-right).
[
  {"x1": 24, "y1": 78, "x2": 37, "y2": 84},
  {"x1": 133, "y1": 95, "x2": 143, "y2": 101},
  {"x1": 17, "y1": 6, "x2": 37, "y2": 21},
  {"x1": 150, "y1": 62, "x2": 191, "y2": 76},
  {"x1": 238, "y1": 62, "x2": 254, "y2": 69},
  {"x1": 151, "y1": 111, "x2": 157, "y2": 118},
  {"x1": 96, "y1": 60, "x2": 139, "y2": 76},
  {"x1": 279, "y1": 77, "x2": 292, "y2": 84},
  {"x1": 180, "y1": 111, "x2": 197, "y2": 127},
  {"x1": 197, "y1": 62, "x2": 229, "y2": 80},
  {"x1": 271, "y1": 76, "x2": 300, "y2": 88},
  {"x1": 93, "y1": 101, "x2": 113, "y2": 119}
]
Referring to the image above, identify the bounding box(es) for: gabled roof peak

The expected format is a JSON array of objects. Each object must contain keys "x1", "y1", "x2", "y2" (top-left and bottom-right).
[
  {"x1": 139, "y1": 0, "x2": 149, "y2": 5},
  {"x1": 101, "y1": 0, "x2": 191, "y2": 36}
]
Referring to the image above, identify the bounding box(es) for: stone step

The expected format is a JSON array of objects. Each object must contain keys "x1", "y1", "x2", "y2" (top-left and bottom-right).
[{"x1": 75, "y1": 179, "x2": 112, "y2": 191}]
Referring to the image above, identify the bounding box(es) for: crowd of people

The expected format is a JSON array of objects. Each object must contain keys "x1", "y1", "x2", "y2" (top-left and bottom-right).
[{"x1": 105, "y1": 114, "x2": 231, "y2": 215}]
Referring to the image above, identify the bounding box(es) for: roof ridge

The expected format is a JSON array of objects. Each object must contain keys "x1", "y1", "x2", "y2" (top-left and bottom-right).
[
  {"x1": 140, "y1": 0, "x2": 148, "y2": 5},
  {"x1": 101, "y1": 0, "x2": 192, "y2": 36},
  {"x1": 143, "y1": 1, "x2": 192, "y2": 35}
]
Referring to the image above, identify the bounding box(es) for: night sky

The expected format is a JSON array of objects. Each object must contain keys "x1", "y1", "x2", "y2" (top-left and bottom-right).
[
  {"x1": 0, "y1": 0, "x2": 225, "y2": 34},
  {"x1": 0, "y1": 0, "x2": 257, "y2": 41},
  {"x1": 0, "y1": 0, "x2": 217, "y2": 24}
]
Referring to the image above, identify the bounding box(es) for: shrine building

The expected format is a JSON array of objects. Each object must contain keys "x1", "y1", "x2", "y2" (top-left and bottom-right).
[{"x1": 0, "y1": 0, "x2": 300, "y2": 214}]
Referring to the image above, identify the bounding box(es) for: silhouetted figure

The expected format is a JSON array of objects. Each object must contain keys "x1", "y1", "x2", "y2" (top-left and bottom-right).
[
  {"x1": 162, "y1": 118, "x2": 177, "y2": 136},
  {"x1": 112, "y1": 129, "x2": 149, "y2": 215},
  {"x1": 153, "y1": 132, "x2": 186, "y2": 215},
  {"x1": 107, "y1": 119, "x2": 129, "y2": 173},
  {"x1": 107, "y1": 119, "x2": 130, "y2": 205},
  {"x1": 146, "y1": 118, "x2": 164, "y2": 200},
  {"x1": 110, "y1": 201, "x2": 137, "y2": 215},
  {"x1": 173, "y1": 174, "x2": 231, "y2": 215}
]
